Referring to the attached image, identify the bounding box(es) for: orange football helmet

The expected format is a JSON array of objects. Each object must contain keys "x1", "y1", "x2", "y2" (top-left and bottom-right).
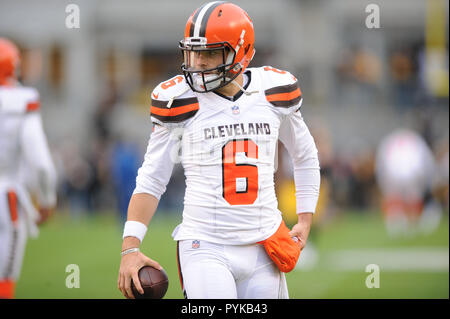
[
  {"x1": 0, "y1": 38, "x2": 20, "y2": 85},
  {"x1": 179, "y1": 2, "x2": 255, "y2": 92}
]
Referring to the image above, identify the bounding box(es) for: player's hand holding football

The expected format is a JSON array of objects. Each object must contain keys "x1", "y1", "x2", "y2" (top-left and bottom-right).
[
  {"x1": 289, "y1": 213, "x2": 313, "y2": 250},
  {"x1": 118, "y1": 237, "x2": 162, "y2": 299}
]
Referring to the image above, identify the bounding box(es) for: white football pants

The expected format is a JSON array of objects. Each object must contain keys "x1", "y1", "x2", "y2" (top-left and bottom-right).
[
  {"x1": 0, "y1": 190, "x2": 28, "y2": 282},
  {"x1": 177, "y1": 239, "x2": 289, "y2": 299}
]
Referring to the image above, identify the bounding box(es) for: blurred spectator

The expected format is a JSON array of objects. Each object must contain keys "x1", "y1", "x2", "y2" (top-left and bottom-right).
[
  {"x1": 390, "y1": 49, "x2": 416, "y2": 108},
  {"x1": 328, "y1": 151, "x2": 353, "y2": 209},
  {"x1": 84, "y1": 80, "x2": 120, "y2": 215},
  {"x1": 335, "y1": 46, "x2": 382, "y2": 106},
  {"x1": 348, "y1": 148, "x2": 377, "y2": 210},
  {"x1": 87, "y1": 137, "x2": 115, "y2": 213},
  {"x1": 110, "y1": 136, "x2": 140, "y2": 222},
  {"x1": 94, "y1": 80, "x2": 119, "y2": 141},
  {"x1": 58, "y1": 140, "x2": 95, "y2": 216},
  {"x1": 433, "y1": 138, "x2": 449, "y2": 211}
]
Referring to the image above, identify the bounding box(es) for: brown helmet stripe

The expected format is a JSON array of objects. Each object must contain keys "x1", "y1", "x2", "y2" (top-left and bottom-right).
[
  {"x1": 189, "y1": 5, "x2": 205, "y2": 37},
  {"x1": 199, "y1": 1, "x2": 227, "y2": 37},
  {"x1": 190, "y1": 1, "x2": 227, "y2": 38}
]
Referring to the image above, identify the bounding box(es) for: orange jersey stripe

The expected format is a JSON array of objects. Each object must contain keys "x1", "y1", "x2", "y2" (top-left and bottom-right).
[
  {"x1": 266, "y1": 87, "x2": 301, "y2": 102},
  {"x1": 151, "y1": 102, "x2": 199, "y2": 117},
  {"x1": 26, "y1": 101, "x2": 40, "y2": 112},
  {"x1": 7, "y1": 191, "x2": 18, "y2": 224}
]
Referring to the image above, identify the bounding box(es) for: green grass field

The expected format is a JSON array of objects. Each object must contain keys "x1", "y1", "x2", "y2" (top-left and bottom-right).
[{"x1": 16, "y1": 210, "x2": 449, "y2": 299}]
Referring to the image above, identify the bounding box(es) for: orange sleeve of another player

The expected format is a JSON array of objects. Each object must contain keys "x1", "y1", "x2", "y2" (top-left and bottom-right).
[{"x1": 26, "y1": 100, "x2": 40, "y2": 113}]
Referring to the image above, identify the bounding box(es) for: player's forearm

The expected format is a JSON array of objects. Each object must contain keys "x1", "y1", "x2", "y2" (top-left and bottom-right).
[
  {"x1": 122, "y1": 193, "x2": 159, "y2": 250},
  {"x1": 297, "y1": 212, "x2": 313, "y2": 226},
  {"x1": 293, "y1": 157, "x2": 320, "y2": 214},
  {"x1": 279, "y1": 112, "x2": 320, "y2": 214},
  {"x1": 127, "y1": 193, "x2": 159, "y2": 224},
  {"x1": 22, "y1": 113, "x2": 58, "y2": 208}
]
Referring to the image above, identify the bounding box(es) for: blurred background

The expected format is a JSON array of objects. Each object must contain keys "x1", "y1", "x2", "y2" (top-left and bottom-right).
[{"x1": 0, "y1": 0, "x2": 448, "y2": 298}]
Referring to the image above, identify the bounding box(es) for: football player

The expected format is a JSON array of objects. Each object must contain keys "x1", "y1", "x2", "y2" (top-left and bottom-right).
[
  {"x1": 375, "y1": 128, "x2": 437, "y2": 237},
  {"x1": 118, "y1": 1, "x2": 320, "y2": 299},
  {"x1": 0, "y1": 38, "x2": 57, "y2": 298}
]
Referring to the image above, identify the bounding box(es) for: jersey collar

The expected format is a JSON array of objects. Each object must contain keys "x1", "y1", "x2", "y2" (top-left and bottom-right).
[{"x1": 212, "y1": 70, "x2": 252, "y2": 102}]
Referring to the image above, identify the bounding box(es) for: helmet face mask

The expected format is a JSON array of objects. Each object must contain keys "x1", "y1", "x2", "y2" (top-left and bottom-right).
[
  {"x1": 179, "y1": 38, "x2": 240, "y2": 92},
  {"x1": 180, "y1": 2, "x2": 255, "y2": 93}
]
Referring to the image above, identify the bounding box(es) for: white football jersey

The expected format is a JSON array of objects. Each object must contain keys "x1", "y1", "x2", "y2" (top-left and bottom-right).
[
  {"x1": 0, "y1": 85, "x2": 57, "y2": 210},
  {"x1": 134, "y1": 66, "x2": 320, "y2": 245},
  {"x1": 375, "y1": 129, "x2": 436, "y2": 199}
]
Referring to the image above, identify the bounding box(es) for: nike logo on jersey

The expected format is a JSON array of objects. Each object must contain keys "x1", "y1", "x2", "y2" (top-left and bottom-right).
[
  {"x1": 152, "y1": 92, "x2": 159, "y2": 99},
  {"x1": 204, "y1": 122, "x2": 271, "y2": 140}
]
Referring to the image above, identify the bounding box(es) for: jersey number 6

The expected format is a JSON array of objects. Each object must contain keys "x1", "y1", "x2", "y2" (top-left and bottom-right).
[{"x1": 222, "y1": 139, "x2": 258, "y2": 205}]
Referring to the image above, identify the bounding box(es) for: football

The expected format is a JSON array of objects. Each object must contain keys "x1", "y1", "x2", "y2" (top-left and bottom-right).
[{"x1": 131, "y1": 266, "x2": 169, "y2": 299}]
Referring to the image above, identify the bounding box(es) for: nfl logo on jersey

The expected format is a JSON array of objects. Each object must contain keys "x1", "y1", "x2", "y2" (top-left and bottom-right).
[
  {"x1": 231, "y1": 105, "x2": 240, "y2": 115},
  {"x1": 192, "y1": 240, "x2": 200, "y2": 249}
]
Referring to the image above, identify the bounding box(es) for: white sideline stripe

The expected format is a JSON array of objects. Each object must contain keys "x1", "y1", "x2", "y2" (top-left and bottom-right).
[{"x1": 325, "y1": 248, "x2": 449, "y2": 272}]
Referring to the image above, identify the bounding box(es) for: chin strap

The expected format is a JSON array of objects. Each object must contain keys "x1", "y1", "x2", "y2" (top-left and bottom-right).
[
  {"x1": 228, "y1": 77, "x2": 259, "y2": 96},
  {"x1": 225, "y1": 30, "x2": 258, "y2": 96}
]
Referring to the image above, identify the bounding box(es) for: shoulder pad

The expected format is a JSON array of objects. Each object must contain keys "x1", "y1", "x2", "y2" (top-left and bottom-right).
[
  {"x1": 0, "y1": 86, "x2": 40, "y2": 114},
  {"x1": 150, "y1": 75, "x2": 199, "y2": 128},
  {"x1": 259, "y1": 66, "x2": 303, "y2": 115}
]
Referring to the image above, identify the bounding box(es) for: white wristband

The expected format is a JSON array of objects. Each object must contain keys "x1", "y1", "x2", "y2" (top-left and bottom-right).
[{"x1": 122, "y1": 221, "x2": 148, "y2": 243}]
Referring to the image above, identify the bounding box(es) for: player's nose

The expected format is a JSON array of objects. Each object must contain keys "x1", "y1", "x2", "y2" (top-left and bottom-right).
[{"x1": 194, "y1": 52, "x2": 209, "y2": 69}]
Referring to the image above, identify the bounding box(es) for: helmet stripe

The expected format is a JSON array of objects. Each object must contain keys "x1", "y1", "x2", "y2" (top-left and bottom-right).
[
  {"x1": 199, "y1": 1, "x2": 226, "y2": 37},
  {"x1": 189, "y1": 4, "x2": 205, "y2": 37},
  {"x1": 193, "y1": 1, "x2": 225, "y2": 37}
]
